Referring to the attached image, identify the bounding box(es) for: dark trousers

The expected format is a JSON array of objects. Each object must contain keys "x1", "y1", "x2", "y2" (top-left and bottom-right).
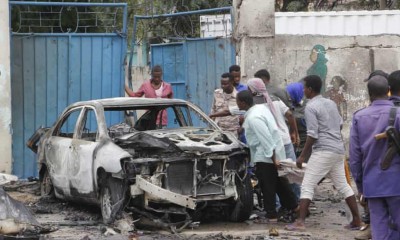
[{"x1": 255, "y1": 162, "x2": 297, "y2": 218}]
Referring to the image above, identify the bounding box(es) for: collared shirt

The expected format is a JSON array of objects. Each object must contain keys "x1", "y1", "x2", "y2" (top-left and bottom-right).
[
  {"x1": 229, "y1": 95, "x2": 291, "y2": 145},
  {"x1": 305, "y1": 95, "x2": 344, "y2": 154},
  {"x1": 266, "y1": 85, "x2": 292, "y2": 108},
  {"x1": 349, "y1": 100, "x2": 400, "y2": 197},
  {"x1": 127, "y1": 80, "x2": 173, "y2": 126},
  {"x1": 243, "y1": 104, "x2": 285, "y2": 166},
  {"x1": 211, "y1": 88, "x2": 240, "y2": 136},
  {"x1": 235, "y1": 83, "x2": 248, "y2": 92}
]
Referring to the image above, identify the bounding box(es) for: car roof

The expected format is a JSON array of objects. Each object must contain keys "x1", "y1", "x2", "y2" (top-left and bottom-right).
[{"x1": 71, "y1": 97, "x2": 189, "y2": 108}]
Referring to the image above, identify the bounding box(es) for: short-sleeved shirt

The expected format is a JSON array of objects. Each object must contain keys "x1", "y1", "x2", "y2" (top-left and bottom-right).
[
  {"x1": 305, "y1": 95, "x2": 344, "y2": 154},
  {"x1": 211, "y1": 88, "x2": 240, "y2": 136}
]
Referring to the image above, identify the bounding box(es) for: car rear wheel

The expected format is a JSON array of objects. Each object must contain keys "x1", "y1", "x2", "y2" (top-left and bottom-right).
[
  {"x1": 229, "y1": 175, "x2": 253, "y2": 222},
  {"x1": 40, "y1": 168, "x2": 54, "y2": 197},
  {"x1": 100, "y1": 177, "x2": 126, "y2": 224}
]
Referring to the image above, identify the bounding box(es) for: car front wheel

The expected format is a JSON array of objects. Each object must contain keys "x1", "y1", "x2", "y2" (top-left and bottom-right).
[
  {"x1": 100, "y1": 177, "x2": 126, "y2": 224},
  {"x1": 229, "y1": 175, "x2": 253, "y2": 222}
]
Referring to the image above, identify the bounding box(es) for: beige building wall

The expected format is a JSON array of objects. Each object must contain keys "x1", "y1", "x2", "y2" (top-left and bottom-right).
[
  {"x1": 233, "y1": 1, "x2": 400, "y2": 148},
  {"x1": 0, "y1": 2, "x2": 12, "y2": 173}
]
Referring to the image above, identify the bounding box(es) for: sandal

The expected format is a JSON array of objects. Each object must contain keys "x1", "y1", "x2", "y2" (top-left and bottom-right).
[
  {"x1": 285, "y1": 223, "x2": 306, "y2": 232},
  {"x1": 344, "y1": 224, "x2": 362, "y2": 231}
]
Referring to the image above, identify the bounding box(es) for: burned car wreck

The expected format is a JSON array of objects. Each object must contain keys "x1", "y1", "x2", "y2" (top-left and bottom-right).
[{"x1": 28, "y1": 97, "x2": 252, "y2": 227}]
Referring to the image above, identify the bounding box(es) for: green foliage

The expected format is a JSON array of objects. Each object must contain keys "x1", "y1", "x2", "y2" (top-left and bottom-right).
[
  {"x1": 127, "y1": 0, "x2": 232, "y2": 45},
  {"x1": 10, "y1": 0, "x2": 233, "y2": 38}
]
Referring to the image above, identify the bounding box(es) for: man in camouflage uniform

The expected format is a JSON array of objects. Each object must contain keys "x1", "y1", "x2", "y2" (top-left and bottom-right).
[{"x1": 210, "y1": 73, "x2": 240, "y2": 137}]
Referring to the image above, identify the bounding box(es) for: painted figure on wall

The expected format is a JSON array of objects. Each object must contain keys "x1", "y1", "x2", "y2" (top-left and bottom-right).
[
  {"x1": 307, "y1": 44, "x2": 328, "y2": 93},
  {"x1": 324, "y1": 75, "x2": 347, "y2": 121}
]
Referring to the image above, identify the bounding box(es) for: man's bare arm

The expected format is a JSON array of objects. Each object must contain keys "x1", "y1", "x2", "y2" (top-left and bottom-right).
[
  {"x1": 296, "y1": 136, "x2": 316, "y2": 168},
  {"x1": 209, "y1": 109, "x2": 231, "y2": 118},
  {"x1": 285, "y1": 110, "x2": 299, "y2": 145}
]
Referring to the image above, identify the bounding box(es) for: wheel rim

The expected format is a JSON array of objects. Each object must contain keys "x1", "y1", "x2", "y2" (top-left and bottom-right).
[{"x1": 101, "y1": 188, "x2": 113, "y2": 221}]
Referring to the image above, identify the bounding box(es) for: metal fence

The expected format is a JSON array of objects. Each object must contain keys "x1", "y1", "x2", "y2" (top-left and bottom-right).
[{"x1": 11, "y1": 1, "x2": 127, "y2": 34}]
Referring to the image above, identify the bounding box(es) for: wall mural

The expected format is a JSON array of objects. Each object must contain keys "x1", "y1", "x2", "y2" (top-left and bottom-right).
[
  {"x1": 306, "y1": 44, "x2": 347, "y2": 120},
  {"x1": 307, "y1": 44, "x2": 328, "y2": 93}
]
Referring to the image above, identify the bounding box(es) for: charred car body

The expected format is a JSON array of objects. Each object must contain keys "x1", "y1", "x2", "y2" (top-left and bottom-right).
[{"x1": 28, "y1": 97, "x2": 252, "y2": 225}]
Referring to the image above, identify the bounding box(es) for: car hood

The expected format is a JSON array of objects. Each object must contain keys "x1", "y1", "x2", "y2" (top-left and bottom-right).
[{"x1": 114, "y1": 128, "x2": 245, "y2": 154}]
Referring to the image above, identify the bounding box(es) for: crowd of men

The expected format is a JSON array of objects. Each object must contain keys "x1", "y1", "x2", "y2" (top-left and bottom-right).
[{"x1": 126, "y1": 65, "x2": 400, "y2": 240}]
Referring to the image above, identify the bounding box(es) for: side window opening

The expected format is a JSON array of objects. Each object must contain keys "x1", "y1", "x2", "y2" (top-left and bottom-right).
[
  {"x1": 80, "y1": 108, "x2": 98, "y2": 142},
  {"x1": 55, "y1": 109, "x2": 82, "y2": 138}
]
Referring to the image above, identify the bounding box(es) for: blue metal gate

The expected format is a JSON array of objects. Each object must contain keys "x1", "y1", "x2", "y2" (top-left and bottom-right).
[
  {"x1": 151, "y1": 38, "x2": 235, "y2": 114},
  {"x1": 151, "y1": 43, "x2": 186, "y2": 100},
  {"x1": 10, "y1": 2, "x2": 128, "y2": 178}
]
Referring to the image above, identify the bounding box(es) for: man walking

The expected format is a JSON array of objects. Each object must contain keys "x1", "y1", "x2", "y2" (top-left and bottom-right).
[
  {"x1": 210, "y1": 73, "x2": 240, "y2": 137},
  {"x1": 286, "y1": 75, "x2": 361, "y2": 231},
  {"x1": 350, "y1": 76, "x2": 400, "y2": 240}
]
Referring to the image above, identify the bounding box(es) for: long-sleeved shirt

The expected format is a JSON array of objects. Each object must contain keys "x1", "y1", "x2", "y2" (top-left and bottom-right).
[
  {"x1": 243, "y1": 104, "x2": 285, "y2": 166},
  {"x1": 305, "y1": 95, "x2": 344, "y2": 154},
  {"x1": 229, "y1": 96, "x2": 291, "y2": 145},
  {"x1": 349, "y1": 100, "x2": 400, "y2": 198},
  {"x1": 126, "y1": 80, "x2": 173, "y2": 126}
]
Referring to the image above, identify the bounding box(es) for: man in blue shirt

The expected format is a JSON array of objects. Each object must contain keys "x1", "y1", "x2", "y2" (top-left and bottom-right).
[
  {"x1": 229, "y1": 65, "x2": 247, "y2": 92},
  {"x1": 350, "y1": 75, "x2": 400, "y2": 239}
]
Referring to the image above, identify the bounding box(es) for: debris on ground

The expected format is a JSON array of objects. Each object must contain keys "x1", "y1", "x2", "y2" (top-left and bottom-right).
[
  {"x1": 0, "y1": 173, "x2": 18, "y2": 185},
  {"x1": 1, "y1": 179, "x2": 364, "y2": 239},
  {"x1": 0, "y1": 187, "x2": 56, "y2": 236},
  {"x1": 269, "y1": 228, "x2": 279, "y2": 236}
]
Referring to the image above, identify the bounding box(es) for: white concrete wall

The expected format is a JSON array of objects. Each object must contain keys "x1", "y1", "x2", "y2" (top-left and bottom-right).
[
  {"x1": 234, "y1": 1, "x2": 400, "y2": 149},
  {"x1": 275, "y1": 10, "x2": 400, "y2": 36},
  {"x1": 0, "y1": 2, "x2": 12, "y2": 173}
]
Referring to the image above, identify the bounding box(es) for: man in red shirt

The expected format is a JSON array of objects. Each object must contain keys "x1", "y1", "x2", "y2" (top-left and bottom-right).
[{"x1": 125, "y1": 65, "x2": 173, "y2": 127}]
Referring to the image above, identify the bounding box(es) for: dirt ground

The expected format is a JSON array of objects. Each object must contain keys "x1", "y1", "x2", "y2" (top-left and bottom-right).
[{"x1": 3, "y1": 179, "x2": 362, "y2": 240}]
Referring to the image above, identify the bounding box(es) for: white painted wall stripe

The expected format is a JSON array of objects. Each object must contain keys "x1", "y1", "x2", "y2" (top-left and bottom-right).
[{"x1": 275, "y1": 10, "x2": 400, "y2": 36}]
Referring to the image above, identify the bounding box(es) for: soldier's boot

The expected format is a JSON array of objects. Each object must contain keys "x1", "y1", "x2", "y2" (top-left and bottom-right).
[{"x1": 354, "y1": 224, "x2": 372, "y2": 240}]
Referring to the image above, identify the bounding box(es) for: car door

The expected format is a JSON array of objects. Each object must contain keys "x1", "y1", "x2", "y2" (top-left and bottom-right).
[
  {"x1": 45, "y1": 107, "x2": 83, "y2": 197},
  {"x1": 67, "y1": 107, "x2": 99, "y2": 201}
]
